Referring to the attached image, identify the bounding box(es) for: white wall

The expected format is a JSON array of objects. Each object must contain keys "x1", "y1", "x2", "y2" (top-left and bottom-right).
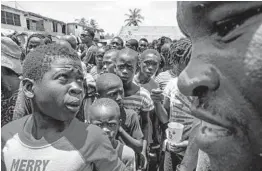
[
  {"x1": 1, "y1": 7, "x2": 27, "y2": 31},
  {"x1": 43, "y1": 20, "x2": 52, "y2": 32},
  {"x1": 57, "y1": 23, "x2": 62, "y2": 33}
]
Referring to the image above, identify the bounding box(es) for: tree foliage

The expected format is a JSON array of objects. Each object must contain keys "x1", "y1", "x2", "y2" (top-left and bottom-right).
[{"x1": 124, "y1": 8, "x2": 144, "y2": 26}]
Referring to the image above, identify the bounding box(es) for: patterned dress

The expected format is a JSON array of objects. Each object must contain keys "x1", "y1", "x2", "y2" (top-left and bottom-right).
[{"x1": 1, "y1": 90, "x2": 18, "y2": 127}]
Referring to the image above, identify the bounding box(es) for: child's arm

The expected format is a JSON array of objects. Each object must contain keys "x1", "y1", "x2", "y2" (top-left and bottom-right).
[
  {"x1": 118, "y1": 126, "x2": 143, "y2": 153},
  {"x1": 140, "y1": 111, "x2": 150, "y2": 170}
]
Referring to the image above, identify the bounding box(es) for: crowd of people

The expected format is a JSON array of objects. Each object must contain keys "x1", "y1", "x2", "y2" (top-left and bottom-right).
[{"x1": 1, "y1": 1, "x2": 262, "y2": 171}]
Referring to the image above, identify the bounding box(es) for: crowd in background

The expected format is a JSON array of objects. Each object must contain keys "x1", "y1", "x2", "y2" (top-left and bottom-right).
[{"x1": 2, "y1": 27, "x2": 195, "y2": 171}]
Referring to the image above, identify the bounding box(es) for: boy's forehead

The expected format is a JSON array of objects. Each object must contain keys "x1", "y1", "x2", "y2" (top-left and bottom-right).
[
  {"x1": 117, "y1": 53, "x2": 136, "y2": 63},
  {"x1": 51, "y1": 58, "x2": 82, "y2": 71},
  {"x1": 90, "y1": 106, "x2": 120, "y2": 119}
]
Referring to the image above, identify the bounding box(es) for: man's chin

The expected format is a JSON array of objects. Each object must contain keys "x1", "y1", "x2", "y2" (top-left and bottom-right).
[{"x1": 196, "y1": 121, "x2": 235, "y2": 154}]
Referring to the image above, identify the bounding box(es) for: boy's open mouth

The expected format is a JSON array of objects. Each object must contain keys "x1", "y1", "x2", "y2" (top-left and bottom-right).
[{"x1": 65, "y1": 101, "x2": 81, "y2": 113}]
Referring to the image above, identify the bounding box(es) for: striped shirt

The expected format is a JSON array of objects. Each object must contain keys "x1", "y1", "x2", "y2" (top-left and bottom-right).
[
  {"x1": 154, "y1": 70, "x2": 177, "y2": 90},
  {"x1": 122, "y1": 87, "x2": 154, "y2": 115},
  {"x1": 163, "y1": 77, "x2": 194, "y2": 141}
]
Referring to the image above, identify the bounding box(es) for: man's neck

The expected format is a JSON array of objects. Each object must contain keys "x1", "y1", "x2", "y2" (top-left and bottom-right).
[{"x1": 30, "y1": 112, "x2": 71, "y2": 140}]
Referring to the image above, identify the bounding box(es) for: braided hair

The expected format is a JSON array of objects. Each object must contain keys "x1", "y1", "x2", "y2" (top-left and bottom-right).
[{"x1": 169, "y1": 38, "x2": 192, "y2": 74}]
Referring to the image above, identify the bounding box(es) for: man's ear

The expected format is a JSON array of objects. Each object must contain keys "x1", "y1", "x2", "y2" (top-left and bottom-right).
[{"x1": 22, "y1": 78, "x2": 36, "y2": 99}]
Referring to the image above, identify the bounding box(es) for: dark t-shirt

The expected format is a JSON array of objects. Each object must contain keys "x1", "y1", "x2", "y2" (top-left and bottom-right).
[
  {"x1": 117, "y1": 107, "x2": 144, "y2": 142},
  {"x1": 2, "y1": 115, "x2": 126, "y2": 171}
]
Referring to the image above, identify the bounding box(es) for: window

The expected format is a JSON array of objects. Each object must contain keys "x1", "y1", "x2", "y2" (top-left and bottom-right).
[
  {"x1": 62, "y1": 25, "x2": 66, "y2": 34},
  {"x1": 53, "y1": 21, "x2": 57, "y2": 32},
  {"x1": 1, "y1": 11, "x2": 6, "y2": 24},
  {"x1": 75, "y1": 25, "x2": 78, "y2": 29},
  {"x1": 26, "y1": 19, "x2": 30, "y2": 30},
  {"x1": 1, "y1": 11, "x2": 21, "y2": 26}
]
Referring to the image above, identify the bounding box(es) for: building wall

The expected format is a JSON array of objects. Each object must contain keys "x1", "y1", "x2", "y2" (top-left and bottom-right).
[
  {"x1": 66, "y1": 24, "x2": 76, "y2": 35},
  {"x1": 43, "y1": 19, "x2": 52, "y2": 32},
  {"x1": 1, "y1": 6, "x2": 27, "y2": 31},
  {"x1": 57, "y1": 23, "x2": 62, "y2": 33},
  {"x1": 67, "y1": 24, "x2": 84, "y2": 37},
  {"x1": 74, "y1": 25, "x2": 84, "y2": 37}
]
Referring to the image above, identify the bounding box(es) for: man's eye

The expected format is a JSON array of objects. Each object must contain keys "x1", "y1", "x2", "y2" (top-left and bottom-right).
[
  {"x1": 215, "y1": 7, "x2": 261, "y2": 37},
  {"x1": 215, "y1": 18, "x2": 242, "y2": 37}
]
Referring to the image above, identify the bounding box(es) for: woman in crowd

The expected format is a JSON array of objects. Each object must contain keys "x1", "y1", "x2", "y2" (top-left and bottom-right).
[{"x1": 1, "y1": 37, "x2": 23, "y2": 126}]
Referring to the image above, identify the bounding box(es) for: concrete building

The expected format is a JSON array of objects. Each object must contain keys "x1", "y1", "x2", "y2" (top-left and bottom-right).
[
  {"x1": 117, "y1": 26, "x2": 184, "y2": 42},
  {"x1": 66, "y1": 22, "x2": 85, "y2": 37},
  {"x1": 1, "y1": 4, "x2": 66, "y2": 36}
]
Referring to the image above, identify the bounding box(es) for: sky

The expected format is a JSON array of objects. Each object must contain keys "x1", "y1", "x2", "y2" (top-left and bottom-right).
[{"x1": 2, "y1": 0, "x2": 179, "y2": 35}]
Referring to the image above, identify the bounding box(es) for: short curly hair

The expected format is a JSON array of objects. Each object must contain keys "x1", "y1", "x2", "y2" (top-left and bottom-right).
[
  {"x1": 25, "y1": 33, "x2": 52, "y2": 54},
  {"x1": 23, "y1": 44, "x2": 79, "y2": 82}
]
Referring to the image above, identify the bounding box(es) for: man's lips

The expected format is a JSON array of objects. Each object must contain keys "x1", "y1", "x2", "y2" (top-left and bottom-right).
[{"x1": 191, "y1": 99, "x2": 235, "y2": 132}]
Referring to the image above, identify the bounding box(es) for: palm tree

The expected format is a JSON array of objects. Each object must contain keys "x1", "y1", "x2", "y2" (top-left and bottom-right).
[{"x1": 124, "y1": 8, "x2": 144, "y2": 26}]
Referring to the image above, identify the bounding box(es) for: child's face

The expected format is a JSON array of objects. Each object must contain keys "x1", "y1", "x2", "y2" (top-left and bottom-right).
[
  {"x1": 33, "y1": 58, "x2": 84, "y2": 121},
  {"x1": 115, "y1": 53, "x2": 137, "y2": 84},
  {"x1": 89, "y1": 106, "x2": 120, "y2": 141},
  {"x1": 95, "y1": 48, "x2": 105, "y2": 68},
  {"x1": 102, "y1": 52, "x2": 118, "y2": 74},
  {"x1": 139, "y1": 40, "x2": 148, "y2": 52},
  {"x1": 140, "y1": 53, "x2": 160, "y2": 78},
  {"x1": 99, "y1": 81, "x2": 124, "y2": 106},
  {"x1": 111, "y1": 38, "x2": 123, "y2": 50}
]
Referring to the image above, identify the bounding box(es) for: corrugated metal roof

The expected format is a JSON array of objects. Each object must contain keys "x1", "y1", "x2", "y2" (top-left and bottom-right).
[{"x1": 117, "y1": 26, "x2": 184, "y2": 42}]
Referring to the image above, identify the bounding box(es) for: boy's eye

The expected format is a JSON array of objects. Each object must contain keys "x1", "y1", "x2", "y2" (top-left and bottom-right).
[
  {"x1": 95, "y1": 123, "x2": 102, "y2": 127},
  {"x1": 117, "y1": 65, "x2": 125, "y2": 70},
  {"x1": 108, "y1": 123, "x2": 117, "y2": 128},
  {"x1": 77, "y1": 76, "x2": 84, "y2": 83},
  {"x1": 57, "y1": 74, "x2": 68, "y2": 82}
]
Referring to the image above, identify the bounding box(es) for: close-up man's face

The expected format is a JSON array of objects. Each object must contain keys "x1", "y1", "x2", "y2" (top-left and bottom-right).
[{"x1": 177, "y1": 2, "x2": 262, "y2": 170}]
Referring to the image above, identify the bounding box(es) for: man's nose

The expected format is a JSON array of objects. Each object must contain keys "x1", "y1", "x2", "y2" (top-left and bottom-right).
[
  {"x1": 69, "y1": 81, "x2": 83, "y2": 96},
  {"x1": 177, "y1": 59, "x2": 220, "y2": 97},
  {"x1": 116, "y1": 93, "x2": 122, "y2": 102}
]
